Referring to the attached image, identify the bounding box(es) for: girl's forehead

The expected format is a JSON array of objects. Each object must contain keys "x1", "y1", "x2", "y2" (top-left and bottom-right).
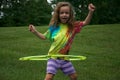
[{"x1": 60, "y1": 6, "x2": 70, "y2": 11}]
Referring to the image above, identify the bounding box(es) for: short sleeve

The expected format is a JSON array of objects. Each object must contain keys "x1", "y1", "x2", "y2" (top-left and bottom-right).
[
  {"x1": 74, "y1": 21, "x2": 84, "y2": 33},
  {"x1": 43, "y1": 27, "x2": 54, "y2": 41},
  {"x1": 43, "y1": 29, "x2": 51, "y2": 39}
]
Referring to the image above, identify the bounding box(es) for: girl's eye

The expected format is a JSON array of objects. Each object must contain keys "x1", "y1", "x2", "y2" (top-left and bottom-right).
[
  {"x1": 60, "y1": 12, "x2": 64, "y2": 14},
  {"x1": 60, "y1": 12, "x2": 69, "y2": 14},
  {"x1": 65, "y1": 12, "x2": 69, "y2": 14}
]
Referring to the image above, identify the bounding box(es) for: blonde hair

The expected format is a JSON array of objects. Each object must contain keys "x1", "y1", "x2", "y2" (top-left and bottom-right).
[{"x1": 49, "y1": 2, "x2": 75, "y2": 30}]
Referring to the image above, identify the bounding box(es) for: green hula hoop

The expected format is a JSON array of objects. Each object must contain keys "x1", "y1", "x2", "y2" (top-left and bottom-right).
[{"x1": 19, "y1": 55, "x2": 86, "y2": 61}]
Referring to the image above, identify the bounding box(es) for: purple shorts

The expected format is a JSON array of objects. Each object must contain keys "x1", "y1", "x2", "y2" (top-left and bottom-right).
[{"x1": 46, "y1": 59, "x2": 76, "y2": 75}]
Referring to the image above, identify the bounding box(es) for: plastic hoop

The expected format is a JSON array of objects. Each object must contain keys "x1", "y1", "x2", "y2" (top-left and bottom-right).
[{"x1": 19, "y1": 55, "x2": 86, "y2": 61}]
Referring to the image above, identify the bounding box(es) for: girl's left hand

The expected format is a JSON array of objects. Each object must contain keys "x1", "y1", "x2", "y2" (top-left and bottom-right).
[
  {"x1": 29, "y1": 24, "x2": 37, "y2": 33},
  {"x1": 88, "y1": 3, "x2": 96, "y2": 12}
]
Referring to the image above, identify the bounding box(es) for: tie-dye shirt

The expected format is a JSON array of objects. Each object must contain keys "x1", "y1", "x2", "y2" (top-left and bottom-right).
[{"x1": 44, "y1": 22, "x2": 83, "y2": 56}]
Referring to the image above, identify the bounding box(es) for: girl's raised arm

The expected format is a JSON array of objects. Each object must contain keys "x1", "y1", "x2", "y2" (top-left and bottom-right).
[{"x1": 83, "y1": 3, "x2": 96, "y2": 26}]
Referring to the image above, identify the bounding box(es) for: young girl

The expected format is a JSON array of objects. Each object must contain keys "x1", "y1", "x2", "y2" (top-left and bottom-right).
[{"x1": 29, "y1": 2, "x2": 95, "y2": 80}]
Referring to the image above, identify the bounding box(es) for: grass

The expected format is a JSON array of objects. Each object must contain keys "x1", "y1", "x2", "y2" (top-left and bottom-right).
[{"x1": 0, "y1": 24, "x2": 120, "y2": 80}]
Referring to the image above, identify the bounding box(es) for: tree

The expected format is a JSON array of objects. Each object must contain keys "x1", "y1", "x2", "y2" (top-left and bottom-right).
[
  {"x1": 0, "y1": 0, "x2": 52, "y2": 27},
  {"x1": 0, "y1": 0, "x2": 119, "y2": 27}
]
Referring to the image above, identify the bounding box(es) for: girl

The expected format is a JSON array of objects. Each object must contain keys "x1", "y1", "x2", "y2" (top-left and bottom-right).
[{"x1": 29, "y1": 2, "x2": 95, "y2": 80}]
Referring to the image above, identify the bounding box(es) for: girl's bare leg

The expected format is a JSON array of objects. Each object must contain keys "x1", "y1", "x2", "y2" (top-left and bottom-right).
[
  {"x1": 44, "y1": 73, "x2": 54, "y2": 80},
  {"x1": 69, "y1": 73, "x2": 77, "y2": 80}
]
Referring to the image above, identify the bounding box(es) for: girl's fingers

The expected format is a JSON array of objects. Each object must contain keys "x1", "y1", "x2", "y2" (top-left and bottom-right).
[
  {"x1": 29, "y1": 25, "x2": 34, "y2": 32},
  {"x1": 29, "y1": 25, "x2": 36, "y2": 33},
  {"x1": 89, "y1": 3, "x2": 95, "y2": 11},
  {"x1": 90, "y1": 4, "x2": 95, "y2": 9}
]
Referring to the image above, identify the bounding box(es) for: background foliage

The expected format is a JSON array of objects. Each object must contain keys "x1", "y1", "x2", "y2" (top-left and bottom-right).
[
  {"x1": 0, "y1": 0, "x2": 52, "y2": 26},
  {"x1": 0, "y1": 0, "x2": 120, "y2": 27}
]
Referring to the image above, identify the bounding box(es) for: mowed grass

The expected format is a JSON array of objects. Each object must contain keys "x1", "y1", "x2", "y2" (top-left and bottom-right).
[{"x1": 0, "y1": 24, "x2": 120, "y2": 80}]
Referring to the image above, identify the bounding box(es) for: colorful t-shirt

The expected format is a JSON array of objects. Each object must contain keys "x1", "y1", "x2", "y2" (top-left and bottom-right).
[{"x1": 44, "y1": 22, "x2": 83, "y2": 56}]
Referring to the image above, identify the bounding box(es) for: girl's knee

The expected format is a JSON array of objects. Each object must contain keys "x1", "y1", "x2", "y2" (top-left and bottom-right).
[
  {"x1": 69, "y1": 73, "x2": 78, "y2": 80},
  {"x1": 44, "y1": 73, "x2": 54, "y2": 80},
  {"x1": 44, "y1": 77, "x2": 53, "y2": 80}
]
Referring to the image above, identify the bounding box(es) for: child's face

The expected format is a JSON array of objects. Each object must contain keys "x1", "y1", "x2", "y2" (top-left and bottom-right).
[{"x1": 59, "y1": 6, "x2": 70, "y2": 24}]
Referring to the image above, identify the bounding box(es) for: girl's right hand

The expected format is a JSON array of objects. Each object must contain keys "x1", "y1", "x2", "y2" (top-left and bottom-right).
[
  {"x1": 29, "y1": 24, "x2": 37, "y2": 33},
  {"x1": 88, "y1": 3, "x2": 96, "y2": 12}
]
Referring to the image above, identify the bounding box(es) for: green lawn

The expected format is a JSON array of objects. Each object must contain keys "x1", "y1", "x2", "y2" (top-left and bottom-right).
[{"x1": 0, "y1": 24, "x2": 120, "y2": 80}]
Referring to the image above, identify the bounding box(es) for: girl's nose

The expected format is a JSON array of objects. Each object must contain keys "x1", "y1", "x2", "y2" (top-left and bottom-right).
[{"x1": 63, "y1": 13, "x2": 66, "y2": 16}]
